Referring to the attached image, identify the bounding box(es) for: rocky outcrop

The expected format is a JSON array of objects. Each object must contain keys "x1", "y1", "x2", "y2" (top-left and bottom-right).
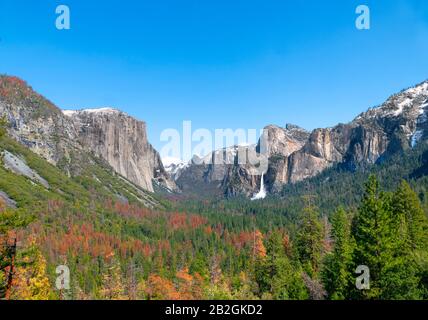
[
  {"x1": 176, "y1": 124, "x2": 310, "y2": 197},
  {"x1": 2, "y1": 75, "x2": 427, "y2": 199},
  {"x1": 263, "y1": 124, "x2": 310, "y2": 157},
  {"x1": 0, "y1": 190, "x2": 17, "y2": 208},
  {"x1": 0, "y1": 75, "x2": 175, "y2": 193},
  {"x1": 283, "y1": 81, "x2": 428, "y2": 185},
  {"x1": 176, "y1": 145, "x2": 258, "y2": 197},
  {"x1": 64, "y1": 108, "x2": 176, "y2": 192},
  {"x1": 0, "y1": 76, "x2": 81, "y2": 168},
  {"x1": 2, "y1": 150, "x2": 50, "y2": 188}
]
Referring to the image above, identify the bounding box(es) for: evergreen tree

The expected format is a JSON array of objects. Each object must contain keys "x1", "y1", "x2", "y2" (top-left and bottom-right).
[
  {"x1": 256, "y1": 230, "x2": 307, "y2": 299},
  {"x1": 352, "y1": 175, "x2": 391, "y2": 299},
  {"x1": 296, "y1": 204, "x2": 324, "y2": 276},
  {"x1": 391, "y1": 181, "x2": 428, "y2": 298},
  {"x1": 352, "y1": 176, "x2": 423, "y2": 299},
  {"x1": 322, "y1": 208, "x2": 354, "y2": 299},
  {"x1": 392, "y1": 181, "x2": 428, "y2": 250}
]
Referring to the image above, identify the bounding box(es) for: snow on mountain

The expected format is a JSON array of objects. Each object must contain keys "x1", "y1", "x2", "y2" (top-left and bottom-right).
[
  {"x1": 162, "y1": 157, "x2": 188, "y2": 179},
  {"x1": 63, "y1": 108, "x2": 120, "y2": 117},
  {"x1": 197, "y1": 144, "x2": 257, "y2": 165},
  {"x1": 81, "y1": 107, "x2": 120, "y2": 114},
  {"x1": 62, "y1": 110, "x2": 78, "y2": 117},
  {"x1": 355, "y1": 81, "x2": 428, "y2": 121},
  {"x1": 162, "y1": 157, "x2": 184, "y2": 167}
]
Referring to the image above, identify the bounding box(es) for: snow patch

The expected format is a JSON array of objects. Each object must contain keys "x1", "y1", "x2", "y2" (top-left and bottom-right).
[
  {"x1": 81, "y1": 107, "x2": 119, "y2": 114},
  {"x1": 394, "y1": 98, "x2": 412, "y2": 116},
  {"x1": 62, "y1": 110, "x2": 77, "y2": 117},
  {"x1": 62, "y1": 108, "x2": 120, "y2": 116},
  {"x1": 358, "y1": 81, "x2": 428, "y2": 121},
  {"x1": 419, "y1": 103, "x2": 428, "y2": 118},
  {"x1": 162, "y1": 157, "x2": 188, "y2": 178},
  {"x1": 406, "y1": 82, "x2": 428, "y2": 96},
  {"x1": 162, "y1": 157, "x2": 184, "y2": 167}
]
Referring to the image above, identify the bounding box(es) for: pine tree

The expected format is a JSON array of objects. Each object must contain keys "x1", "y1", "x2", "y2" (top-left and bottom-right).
[
  {"x1": 392, "y1": 181, "x2": 428, "y2": 250},
  {"x1": 352, "y1": 175, "x2": 394, "y2": 299},
  {"x1": 296, "y1": 204, "x2": 324, "y2": 276},
  {"x1": 352, "y1": 176, "x2": 423, "y2": 299},
  {"x1": 322, "y1": 208, "x2": 354, "y2": 299},
  {"x1": 390, "y1": 181, "x2": 428, "y2": 298},
  {"x1": 255, "y1": 230, "x2": 307, "y2": 300}
]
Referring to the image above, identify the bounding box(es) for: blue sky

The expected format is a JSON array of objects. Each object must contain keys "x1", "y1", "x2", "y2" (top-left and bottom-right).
[{"x1": 1, "y1": 0, "x2": 428, "y2": 158}]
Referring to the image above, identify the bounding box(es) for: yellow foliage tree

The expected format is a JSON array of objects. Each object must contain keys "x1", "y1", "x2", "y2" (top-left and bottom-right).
[
  {"x1": 99, "y1": 258, "x2": 126, "y2": 300},
  {"x1": 145, "y1": 274, "x2": 180, "y2": 300},
  {"x1": 12, "y1": 242, "x2": 52, "y2": 300},
  {"x1": 252, "y1": 230, "x2": 267, "y2": 259}
]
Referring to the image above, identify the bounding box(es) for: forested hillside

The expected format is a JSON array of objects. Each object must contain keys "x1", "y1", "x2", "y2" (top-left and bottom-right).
[{"x1": 1, "y1": 117, "x2": 428, "y2": 300}]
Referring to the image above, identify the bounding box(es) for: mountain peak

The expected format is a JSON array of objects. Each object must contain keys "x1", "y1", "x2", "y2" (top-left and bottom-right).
[
  {"x1": 0, "y1": 75, "x2": 59, "y2": 115},
  {"x1": 285, "y1": 123, "x2": 307, "y2": 132},
  {"x1": 354, "y1": 80, "x2": 428, "y2": 122}
]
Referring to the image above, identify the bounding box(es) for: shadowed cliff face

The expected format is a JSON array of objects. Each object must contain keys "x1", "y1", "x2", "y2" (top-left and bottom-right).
[
  {"x1": 175, "y1": 81, "x2": 428, "y2": 198},
  {"x1": 0, "y1": 76, "x2": 176, "y2": 193}
]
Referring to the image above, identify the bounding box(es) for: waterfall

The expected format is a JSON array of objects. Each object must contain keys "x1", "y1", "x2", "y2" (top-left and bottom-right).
[{"x1": 251, "y1": 173, "x2": 266, "y2": 201}]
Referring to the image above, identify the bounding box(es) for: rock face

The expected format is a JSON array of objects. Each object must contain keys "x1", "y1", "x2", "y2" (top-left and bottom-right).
[
  {"x1": 264, "y1": 124, "x2": 310, "y2": 157},
  {"x1": 2, "y1": 75, "x2": 427, "y2": 198},
  {"x1": 0, "y1": 75, "x2": 175, "y2": 193},
  {"x1": 174, "y1": 145, "x2": 259, "y2": 197},
  {"x1": 176, "y1": 80, "x2": 428, "y2": 197},
  {"x1": 175, "y1": 125, "x2": 311, "y2": 197},
  {"x1": 0, "y1": 76, "x2": 81, "y2": 168},
  {"x1": 280, "y1": 81, "x2": 428, "y2": 186},
  {"x1": 0, "y1": 190, "x2": 17, "y2": 208},
  {"x1": 64, "y1": 108, "x2": 176, "y2": 192},
  {"x1": 2, "y1": 150, "x2": 50, "y2": 188}
]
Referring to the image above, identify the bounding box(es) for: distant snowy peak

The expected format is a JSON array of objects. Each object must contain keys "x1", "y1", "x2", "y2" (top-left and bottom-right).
[
  {"x1": 355, "y1": 81, "x2": 428, "y2": 121},
  {"x1": 162, "y1": 157, "x2": 185, "y2": 167},
  {"x1": 196, "y1": 144, "x2": 257, "y2": 165},
  {"x1": 162, "y1": 157, "x2": 188, "y2": 179},
  {"x1": 351, "y1": 80, "x2": 428, "y2": 149}
]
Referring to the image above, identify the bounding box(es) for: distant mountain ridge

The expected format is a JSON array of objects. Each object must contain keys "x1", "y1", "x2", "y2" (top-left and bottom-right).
[
  {"x1": 0, "y1": 75, "x2": 175, "y2": 194},
  {"x1": 173, "y1": 80, "x2": 428, "y2": 198},
  {"x1": 1, "y1": 74, "x2": 427, "y2": 200}
]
